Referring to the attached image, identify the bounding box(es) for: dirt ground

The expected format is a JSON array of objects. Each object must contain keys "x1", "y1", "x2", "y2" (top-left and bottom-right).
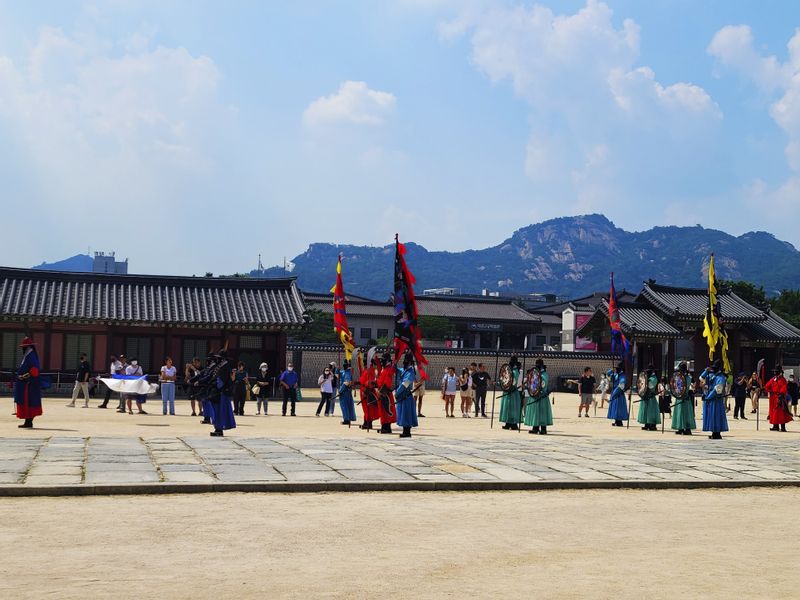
[
  {"x1": 1, "y1": 389, "x2": 794, "y2": 440},
  {"x1": 0, "y1": 488, "x2": 797, "y2": 599}
]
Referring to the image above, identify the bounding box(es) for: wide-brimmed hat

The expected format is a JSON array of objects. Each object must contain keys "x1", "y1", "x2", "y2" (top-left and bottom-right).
[
  {"x1": 259, "y1": 362, "x2": 268, "y2": 369},
  {"x1": 19, "y1": 337, "x2": 35, "y2": 347}
]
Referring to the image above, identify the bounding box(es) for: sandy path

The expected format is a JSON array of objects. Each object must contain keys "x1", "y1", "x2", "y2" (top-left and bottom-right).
[
  {"x1": 1, "y1": 488, "x2": 798, "y2": 599},
  {"x1": 1, "y1": 390, "x2": 790, "y2": 441}
]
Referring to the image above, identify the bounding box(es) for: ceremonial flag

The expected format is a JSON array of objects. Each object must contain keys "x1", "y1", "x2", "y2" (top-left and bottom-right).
[
  {"x1": 330, "y1": 254, "x2": 355, "y2": 360},
  {"x1": 393, "y1": 235, "x2": 428, "y2": 378},
  {"x1": 608, "y1": 273, "x2": 630, "y2": 361},
  {"x1": 702, "y1": 254, "x2": 732, "y2": 374}
]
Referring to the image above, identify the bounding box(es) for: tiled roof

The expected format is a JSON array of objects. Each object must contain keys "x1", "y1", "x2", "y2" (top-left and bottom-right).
[
  {"x1": 415, "y1": 296, "x2": 541, "y2": 323},
  {"x1": 639, "y1": 282, "x2": 766, "y2": 323},
  {"x1": 576, "y1": 300, "x2": 682, "y2": 338},
  {"x1": 306, "y1": 298, "x2": 394, "y2": 318},
  {"x1": 0, "y1": 267, "x2": 306, "y2": 329},
  {"x1": 742, "y1": 311, "x2": 800, "y2": 343}
]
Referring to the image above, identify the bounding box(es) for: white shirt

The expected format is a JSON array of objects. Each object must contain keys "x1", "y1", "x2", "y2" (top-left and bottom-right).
[
  {"x1": 442, "y1": 374, "x2": 459, "y2": 394},
  {"x1": 110, "y1": 360, "x2": 122, "y2": 375},
  {"x1": 318, "y1": 373, "x2": 334, "y2": 393},
  {"x1": 160, "y1": 365, "x2": 176, "y2": 382},
  {"x1": 126, "y1": 364, "x2": 142, "y2": 376}
]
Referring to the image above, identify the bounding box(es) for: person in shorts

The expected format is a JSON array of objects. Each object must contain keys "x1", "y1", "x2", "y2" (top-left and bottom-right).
[
  {"x1": 578, "y1": 367, "x2": 596, "y2": 417},
  {"x1": 414, "y1": 371, "x2": 426, "y2": 417},
  {"x1": 788, "y1": 374, "x2": 799, "y2": 417}
]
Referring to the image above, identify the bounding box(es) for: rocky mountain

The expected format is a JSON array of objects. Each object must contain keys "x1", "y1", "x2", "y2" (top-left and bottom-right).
[
  {"x1": 32, "y1": 254, "x2": 93, "y2": 272},
  {"x1": 261, "y1": 215, "x2": 800, "y2": 300}
]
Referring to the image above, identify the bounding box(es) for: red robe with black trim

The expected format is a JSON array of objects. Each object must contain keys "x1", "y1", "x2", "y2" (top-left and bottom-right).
[
  {"x1": 765, "y1": 375, "x2": 793, "y2": 425},
  {"x1": 359, "y1": 366, "x2": 381, "y2": 422},
  {"x1": 376, "y1": 365, "x2": 397, "y2": 425}
]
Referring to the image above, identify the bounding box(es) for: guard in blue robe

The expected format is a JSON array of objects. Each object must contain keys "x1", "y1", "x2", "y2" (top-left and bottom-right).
[
  {"x1": 395, "y1": 355, "x2": 419, "y2": 438},
  {"x1": 14, "y1": 337, "x2": 43, "y2": 428},
  {"x1": 606, "y1": 364, "x2": 629, "y2": 426},
  {"x1": 210, "y1": 353, "x2": 237, "y2": 436},
  {"x1": 338, "y1": 361, "x2": 357, "y2": 424},
  {"x1": 701, "y1": 359, "x2": 729, "y2": 439}
]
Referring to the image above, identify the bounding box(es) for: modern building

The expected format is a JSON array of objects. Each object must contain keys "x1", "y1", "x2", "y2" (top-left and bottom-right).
[
  {"x1": 92, "y1": 252, "x2": 128, "y2": 274},
  {"x1": 576, "y1": 280, "x2": 800, "y2": 375},
  {"x1": 0, "y1": 267, "x2": 307, "y2": 376}
]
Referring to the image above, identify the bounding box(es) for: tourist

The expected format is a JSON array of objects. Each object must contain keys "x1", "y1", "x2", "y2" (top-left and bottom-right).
[
  {"x1": 441, "y1": 366, "x2": 459, "y2": 418},
  {"x1": 459, "y1": 367, "x2": 472, "y2": 418},
  {"x1": 376, "y1": 353, "x2": 397, "y2": 434},
  {"x1": 316, "y1": 366, "x2": 335, "y2": 416},
  {"x1": 255, "y1": 362, "x2": 270, "y2": 415},
  {"x1": 338, "y1": 359, "x2": 357, "y2": 425},
  {"x1": 731, "y1": 372, "x2": 748, "y2": 420},
  {"x1": 748, "y1": 371, "x2": 761, "y2": 414},
  {"x1": 466, "y1": 363, "x2": 477, "y2": 415},
  {"x1": 577, "y1": 367, "x2": 595, "y2": 417},
  {"x1": 499, "y1": 357, "x2": 522, "y2": 430},
  {"x1": 67, "y1": 353, "x2": 92, "y2": 408},
  {"x1": 98, "y1": 354, "x2": 121, "y2": 409},
  {"x1": 125, "y1": 358, "x2": 147, "y2": 414},
  {"x1": 637, "y1": 364, "x2": 660, "y2": 431},
  {"x1": 160, "y1": 357, "x2": 177, "y2": 415},
  {"x1": 525, "y1": 358, "x2": 553, "y2": 434},
  {"x1": 658, "y1": 376, "x2": 672, "y2": 416},
  {"x1": 414, "y1": 368, "x2": 426, "y2": 418},
  {"x1": 598, "y1": 370, "x2": 610, "y2": 409},
  {"x1": 233, "y1": 361, "x2": 249, "y2": 416},
  {"x1": 670, "y1": 362, "x2": 696, "y2": 435},
  {"x1": 788, "y1": 374, "x2": 799, "y2": 417},
  {"x1": 185, "y1": 357, "x2": 202, "y2": 416},
  {"x1": 472, "y1": 363, "x2": 491, "y2": 418},
  {"x1": 279, "y1": 362, "x2": 299, "y2": 416},
  {"x1": 607, "y1": 364, "x2": 629, "y2": 427},
  {"x1": 395, "y1": 354, "x2": 418, "y2": 438},
  {"x1": 700, "y1": 359, "x2": 729, "y2": 439},
  {"x1": 14, "y1": 337, "x2": 42, "y2": 428},
  {"x1": 115, "y1": 355, "x2": 128, "y2": 413},
  {"x1": 328, "y1": 361, "x2": 339, "y2": 412},
  {"x1": 765, "y1": 365, "x2": 792, "y2": 432}
]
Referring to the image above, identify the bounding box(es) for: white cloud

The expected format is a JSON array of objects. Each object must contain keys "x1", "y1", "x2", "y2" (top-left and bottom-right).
[
  {"x1": 443, "y1": 0, "x2": 721, "y2": 215},
  {"x1": 302, "y1": 80, "x2": 396, "y2": 128}
]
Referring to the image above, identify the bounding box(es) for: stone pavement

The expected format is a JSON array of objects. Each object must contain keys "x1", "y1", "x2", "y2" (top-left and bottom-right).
[{"x1": 1, "y1": 434, "x2": 800, "y2": 494}]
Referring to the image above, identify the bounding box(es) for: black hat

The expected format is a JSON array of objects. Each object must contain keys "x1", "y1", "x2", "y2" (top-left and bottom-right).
[
  {"x1": 616, "y1": 362, "x2": 625, "y2": 372},
  {"x1": 646, "y1": 363, "x2": 655, "y2": 373},
  {"x1": 509, "y1": 355, "x2": 519, "y2": 368},
  {"x1": 678, "y1": 362, "x2": 688, "y2": 373},
  {"x1": 711, "y1": 359, "x2": 722, "y2": 371},
  {"x1": 402, "y1": 352, "x2": 414, "y2": 368},
  {"x1": 773, "y1": 364, "x2": 783, "y2": 375},
  {"x1": 534, "y1": 358, "x2": 545, "y2": 369}
]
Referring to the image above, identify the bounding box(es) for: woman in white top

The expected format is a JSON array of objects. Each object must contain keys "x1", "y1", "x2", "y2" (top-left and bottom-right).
[
  {"x1": 160, "y1": 357, "x2": 177, "y2": 416},
  {"x1": 316, "y1": 367, "x2": 335, "y2": 416},
  {"x1": 459, "y1": 368, "x2": 472, "y2": 418},
  {"x1": 441, "y1": 366, "x2": 459, "y2": 418}
]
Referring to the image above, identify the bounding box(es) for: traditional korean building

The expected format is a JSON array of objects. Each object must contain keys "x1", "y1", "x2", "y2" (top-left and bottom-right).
[
  {"x1": 576, "y1": 280, "x2": 800, "y2": 375},
  {"x1": 0, "y1": 267, "x2": 307, "y2": 376}
]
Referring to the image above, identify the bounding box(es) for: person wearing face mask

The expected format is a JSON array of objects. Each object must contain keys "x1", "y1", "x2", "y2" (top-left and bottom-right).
[
  {"x1": 255, "y1": 362, "x2": 270, "y2": 415},
  {"x1": 279, "y1": 363, "x2": 299, "y2": 416},
  {"x1": 125, "y1": 358, "x2": 148, "y2": 415},
  {"x1": 316, "y1": 367, "x2": 335, "y2": 416}
]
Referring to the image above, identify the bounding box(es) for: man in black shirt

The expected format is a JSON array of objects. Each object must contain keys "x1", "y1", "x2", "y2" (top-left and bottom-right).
[
  {"x1": 788, "y1": 374, "x2": 799, "y2": 417},
  {"x1": 472, "y1": 363, "x2": 492, "y2": 418},
  {"x1": 578, "y1": 367, "x2": 596, "y2": 417},
  {"x1": 732, "y1": 372, "x2": 748, "y2": 420},
  {"x1": 67, "y1": 353, "x2": 92, "y2": 408}
]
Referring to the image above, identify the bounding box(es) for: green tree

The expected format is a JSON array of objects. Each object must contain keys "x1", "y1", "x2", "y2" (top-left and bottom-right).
[
  {"x1": 418, "y1": 315, "x2": 455, "y2": 341},
  {"x1": 772, "y1": 290, "x2": 800, "y2": 328},
  {"x1": 291, "y1": 308, "x2": 338, "y2": 343},
  {"x1": 724, "y1": 280, "x2": 768, "y2": 309}
]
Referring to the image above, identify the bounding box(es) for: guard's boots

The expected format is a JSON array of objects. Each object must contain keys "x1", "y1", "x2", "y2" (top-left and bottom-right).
[
  {"x1": 509, "y1": 423, "x2": 519, "y2": 431},
  {"x1": 539, "y1": 426, "x2": 548, "y2": 435},
  {"x1": 781, "y1": 424, "x2": 787, "y2": 432},
  {"x1": 529, "y1": 426, "x2": 540, "y2": 434},
  {"x1": 615, "y1": 419, "x2": 623, "y2": 427},
  {"x1": 684, "y1": 429, "x2": 692, "y2": 436},
  {"x1": 709, "y1": 432, "x2": 722, "y2": 440},
  {"x1": 771, "y1": 425, "x2": 780, "y2": 431},
  {"x1": 399, "y1": 427, "x2": 412, "y2": 438},
  {"x1": 380, "y1": 423, "x2": 392, "y2": 434},
  {"x1": 360, "y1": 420, "x2": 373, "y2": 430},
  {"x1": 18, "y1": 418, "x2": 33, "y2": 429}
]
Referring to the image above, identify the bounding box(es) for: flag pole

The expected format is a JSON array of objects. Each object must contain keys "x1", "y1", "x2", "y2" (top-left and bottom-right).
[
  {"x1": 626, "y1": 334, "x2": 636, "y2": 429},
  {"x1": 518, "y1": 336, "x2": 528, "y2": 433},
  {"x1": 490, "y1": 336, "x2": 500, "y2": 429}
]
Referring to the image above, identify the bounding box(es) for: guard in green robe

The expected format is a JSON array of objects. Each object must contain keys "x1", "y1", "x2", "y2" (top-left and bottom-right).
[
  {"x1": 526, "y1": 358, "x2": 553, "y2": 435},
  {"x1": 637, "y1": 364, "x2": 661, "y2": 431},
  {"x1": 499, "y1": 356, "x2": 522, "y2": 431},
  {"x1": 670, "y1": 362, "x2": 696, "y2": 435}
]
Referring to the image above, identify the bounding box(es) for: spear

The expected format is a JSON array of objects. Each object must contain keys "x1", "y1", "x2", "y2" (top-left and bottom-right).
[
  {"x1": 518, "y1": 336, "x2": 529, "y2": 433},
  {"x1": 489, "y1": 336, "x2": 501, "y2": 429},
  {"x1": 626, "y1": 335, "x2": 637, "y2": 429}
]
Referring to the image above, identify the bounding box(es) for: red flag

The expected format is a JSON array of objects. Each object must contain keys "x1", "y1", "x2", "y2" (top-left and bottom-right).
[
  {"x1": 393, "y1": 235, "x2": 428, "y2": 378},
  {"x1": 608, "y1": 273, "x2": 630, "y2": 360},
  {"x1": 331, "y1": 255, "x2": 354, "y2": 360}
]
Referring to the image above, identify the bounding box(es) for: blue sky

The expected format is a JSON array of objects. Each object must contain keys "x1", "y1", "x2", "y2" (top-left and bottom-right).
[{"x1": 1, "y1": 0, "x2": 800, "y2": 275}]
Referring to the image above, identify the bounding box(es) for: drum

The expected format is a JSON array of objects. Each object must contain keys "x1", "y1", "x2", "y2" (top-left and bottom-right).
[
  {"x1": 526, "y1": 368, "x2": 543, "y2": 397},
  {"x1": 637, "y1": 372, "x2": 648, "y2": 398},
  {"x1": 499, "y1": 364, "x2": 513, "y2": 391},
  {"x1": 670, "y1": 372, "x2": 688, "y2": 398}
]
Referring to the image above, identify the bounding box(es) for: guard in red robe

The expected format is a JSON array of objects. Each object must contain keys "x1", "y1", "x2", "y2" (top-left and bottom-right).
[
  {"x1": 359, "y1": 358, "x2": 381, "y2": 430},
  {"x1": 765, "y1": 365, "x2": 793, "y2": 431},
  {"x1": 376, "y1": 353, "x2": 397, "y2": 434},
  {"x1": 14, "y1": 337, "x2": 43, "y2": 428}
]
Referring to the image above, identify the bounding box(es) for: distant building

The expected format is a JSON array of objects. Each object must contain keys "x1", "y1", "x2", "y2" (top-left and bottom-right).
[
  {"x1": 92, "y1": 252, "x2": 128, "y2": 274},
  {"x1": 422, "y1": 287, "x2": 459, "y2": 296}
]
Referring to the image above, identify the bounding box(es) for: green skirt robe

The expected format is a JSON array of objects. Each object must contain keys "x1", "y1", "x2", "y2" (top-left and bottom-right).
[
  {"x1": 637, "y1": 393, "x2": 661, "y2": 425},
  {"x1": 670, "y1": 395, "x2": 697, "y2": 431},
  {"x1": 524, "y1": 393, "x2": 553, "y2": 427},
  {"x1": 499, "y1": 389, "x2": 522, "y2": 424}
]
